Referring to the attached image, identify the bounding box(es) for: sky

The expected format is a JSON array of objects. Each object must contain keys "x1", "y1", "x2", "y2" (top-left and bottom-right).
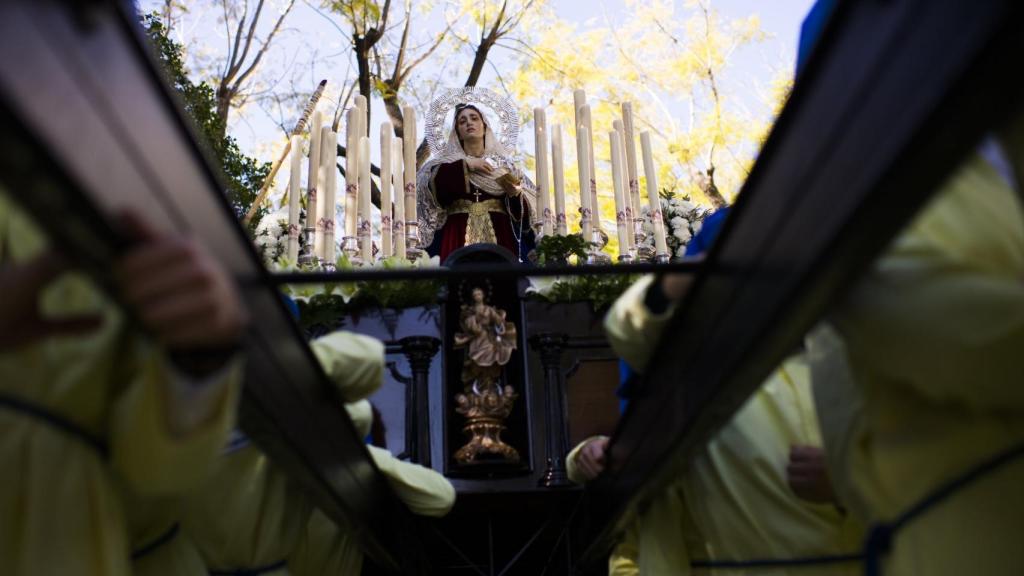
[{"x1": 139, "y1": 0, "x2": 818, "y2": 203}]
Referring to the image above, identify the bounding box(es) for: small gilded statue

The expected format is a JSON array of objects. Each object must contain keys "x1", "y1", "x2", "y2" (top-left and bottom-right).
[{"x1": 453, "y1": 286, "x2": 520, "y2": 464}]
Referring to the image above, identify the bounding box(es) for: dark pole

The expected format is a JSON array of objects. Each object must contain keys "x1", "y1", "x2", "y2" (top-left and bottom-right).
[
  {"x1": 532, "y1": 333, "x2": 571, "y2": 488},
  {"x1": 399, "y1": 336, "x2": 441, "y2": 468}
]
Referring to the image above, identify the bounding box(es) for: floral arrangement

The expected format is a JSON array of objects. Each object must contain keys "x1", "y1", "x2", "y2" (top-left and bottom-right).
[
  {"x1": 639, "y1": 193, "x2": 711, "y2": 259},
  {"x1": 269, "y1": 253, "x2": 443, "y2": 333},
  {"x1": 526, "y1": 273, "x2": 638, "y2": 311},
  {"x1": 253, "y1": 212, "x2": 290, "y2": 266},
  {"x1": 533, "y1": 233, "x2": 591, "y2": 265}
]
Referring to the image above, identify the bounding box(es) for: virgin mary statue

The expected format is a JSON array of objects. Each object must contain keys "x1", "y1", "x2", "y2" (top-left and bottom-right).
[{"x1": 417, "y1": 88, "x2": 537, "y2": 262}]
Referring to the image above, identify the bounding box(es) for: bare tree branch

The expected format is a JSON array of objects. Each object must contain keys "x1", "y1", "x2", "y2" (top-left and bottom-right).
[
  {"x1": 231, "y1": 0, "x2": 296, "y2": 93},
  {"x1": 213, "y1": 0, "x2": 297, "y2": 136}
]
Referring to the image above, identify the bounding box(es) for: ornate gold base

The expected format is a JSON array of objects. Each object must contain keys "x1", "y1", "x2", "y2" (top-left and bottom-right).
[
  {"x1": 454, "y1": 385, "x2": 520, "y2": 465},
  {"x1": 454, "y1": 417, "x2": 520, "y2": 464}
]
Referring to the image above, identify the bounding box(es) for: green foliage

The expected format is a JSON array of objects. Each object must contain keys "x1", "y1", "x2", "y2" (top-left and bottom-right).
[
  {"x1": 141, "y1": 14, "x2": 271, "y2": 233},
  {"x1": 283, "y1": 255, "x2": 443, "y2": 333},
  {"x1": 535, "y1": 274, "x2": 636, "y2": 312},
  {"x1": 296, "y1": 293, "x2": 351, "y2": 333},
  {"x1": 534, "y1": 233, "x2": 591, "y2": 265},
  {"x1": 351, "y1": 256, "x2": 444, "y2": 310},
  {"x1": 293, "y1": 279, "x2": 442, "y2": 333}
]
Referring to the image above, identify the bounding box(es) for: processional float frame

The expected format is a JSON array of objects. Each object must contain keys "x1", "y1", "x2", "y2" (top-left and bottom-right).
[
  {"x1": 573, "y1": 0, "x2": 1024, "y2": 568},
  {"x1": 0, "y1": 1, "x2": 428, "y2": 573}
]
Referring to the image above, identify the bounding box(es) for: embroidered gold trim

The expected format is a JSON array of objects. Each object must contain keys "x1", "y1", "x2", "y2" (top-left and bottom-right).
[{"x1": 449, "y1": 199, "x2": 503, "y2": 245}]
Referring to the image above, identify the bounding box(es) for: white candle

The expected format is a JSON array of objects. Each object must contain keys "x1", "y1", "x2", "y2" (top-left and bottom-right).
[
  {"x1": 534, "y1": 107, "x2": 552, "y2": 236},
  {"x1": 392, "y1": 137, "x2": 406, "y2": 258},
  {"x1": 621, "y1": 102, "x2": 642, "y2": 228},
  {"x1": 609, "y1": 132, "x2": 630, "y2": 260},
  {"x1": 573, "y1": 89, "x2": 587, "y2": 124},
  {"x1": 551, "y1": 124, "x2": 567, "y2": 236},
  {"x1": 580, "y1": 104, "x2": 599, "y2": 236},
  {"x1": 286, "y1": 135, "x2": 302, "y2": 262},
  {"x1": 576, "y1": 125, "x2": 593, "y2": 243},
  {"x1": 380, "y1": 122, "x2": 393, "y2": 259},
  {"x1": 641, "y1": 132, "x2": 669, "y2": 259},
  {"x1": 355, "y1": 94, "x2": 367, "y2": 136},
  {"x1": 402, "y1": 106, "x2": 418, "y2": 244},
  {"x1": 305, "y1": 110, "x2": 322, "y2": 257},
  {"x1": 322, "y1": 129, "x2": 339, "y2": 263},
  {"x1": 358, "y1": 136, "x2": 372, "y2": 262},
  {"x1": 344, "y1": 108, "x2": 360, "y2": 240},
  {"x1": 613, "y1": 121, "x2": 633, "y2": 253},
  {"x1": 316, "y1": 124, "x2": 334, "y2": 260}
]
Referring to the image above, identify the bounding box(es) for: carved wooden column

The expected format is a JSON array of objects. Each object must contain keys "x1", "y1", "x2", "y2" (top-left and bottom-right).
[
  {"x1": 531, "y1": 333, "x2": 571, "y2": 487},
  {"x1": 399, "y1": 336, "x2": 440, "y2": 468}
]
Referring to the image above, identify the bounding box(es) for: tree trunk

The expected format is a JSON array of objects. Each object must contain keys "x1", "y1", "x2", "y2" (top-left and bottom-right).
[
  {"x1": 383, "y1": 92, "x2": 405, "y2": 138},
  {"x1": 704, "y1": 166, "x2": 727, "y2": 208},
  {"x1": 465, "y1": 37, "x2": 496, "y2": 88},
  {"x1": 355, "y1": 37, "x2": 373, "y2": 137},
  {"x1": 215, "y1": 85, "x2": 232, "y2": 138}
]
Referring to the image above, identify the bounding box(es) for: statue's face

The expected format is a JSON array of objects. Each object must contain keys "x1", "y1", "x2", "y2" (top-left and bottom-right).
[
  {"x1": 456, "y1": 108, "x2": 485, "y2": 141},
  {"x1": 472, "y1": 287, "x2": 484, "y2": 302}
]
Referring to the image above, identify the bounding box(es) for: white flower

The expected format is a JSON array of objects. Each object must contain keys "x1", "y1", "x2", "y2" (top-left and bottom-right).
[
  {"x1": 255, "y1": 234, "x2": 273, "y2": 247},
  {"x1": 672, "y1": 227, "x2": 692, "y2": 244},
  {"x1": 692, "y1": 220, "x2": 704, "y2": 236},
  {"x1": 675, "y1": 245, "x2": 687, "y2": 257},
  {"x1": 525, "y1": 276, "x2": 562, "y2": 296},
  {"x1": 678, "y1": 200, "x2": 696, "y2": 213},
  {"x1": 669, "y1": 216, "x2": 686, "y2": 230}
]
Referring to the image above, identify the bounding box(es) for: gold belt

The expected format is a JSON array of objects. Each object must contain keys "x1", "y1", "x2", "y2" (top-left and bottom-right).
[
  {"x1": 448, "y1": 198, "x2": 505, "y2": 215},
  {"x1": 448, "y1": 198, "x2": 504, "y2": 245}
]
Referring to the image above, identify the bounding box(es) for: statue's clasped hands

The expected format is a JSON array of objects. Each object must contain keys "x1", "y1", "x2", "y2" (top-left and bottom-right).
[{"x1": 465, "y1": 157, "x2": 494, "y2": 175}]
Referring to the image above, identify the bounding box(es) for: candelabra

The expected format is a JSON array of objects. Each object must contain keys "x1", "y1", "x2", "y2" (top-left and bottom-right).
[
  {"x1": 587, "y1": 229, "x2": 612, "y2": 264},
  {"x1": 340, "y1": 235, "x2": 360, "y2": 266},
  {"x1": 632, "y1": 216, "x2": 655, "y2": 262},
  {"x1": 405, "y1": 220, "x2": 423, "y2": 261},
  {"x1": 298, "y1": 226, "x2": 316, "y2": 267}
]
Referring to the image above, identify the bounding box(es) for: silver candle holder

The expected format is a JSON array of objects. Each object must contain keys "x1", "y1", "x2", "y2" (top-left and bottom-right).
[
  {"x1": 586, "y1": 229, "x2": 612, "y2": 265},
  {"x1": 405, "y1": 220, "x2": 423, "y2": 261},
  {"x1": 298, "y1": 226, "x2": 317, "y2": 267},
  {"x1": 340, "y1": 235, "x2": 360, "y2": 266},
  {"x1": 632, "y1": 216, "x2": 655, "y2": 262}
]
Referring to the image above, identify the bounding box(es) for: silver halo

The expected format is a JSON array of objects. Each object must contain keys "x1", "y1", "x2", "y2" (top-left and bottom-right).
[{"x1": 425, "y1": 87, "x2": 520, "y2": 157}]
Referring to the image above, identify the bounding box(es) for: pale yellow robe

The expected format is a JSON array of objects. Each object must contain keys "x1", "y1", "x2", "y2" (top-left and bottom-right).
[
  {"x1": 183, "y1": 332, "x2": 384, "y2": 576},
  {"x1": 804, "y1": 323, "x2": 871, "y2": 525},
  {"x1": 0, "y1": 194, "x2": 241, "y2": 576},
  {"x1": 289, "y1": 401, "x2": 456, "y2": 576},
  {"x1": 602, "y1": 275, "x2": 862, "y2": 575},
  {"x1": 831, "y1": 144, "x2": 1024, "y2": 575}
]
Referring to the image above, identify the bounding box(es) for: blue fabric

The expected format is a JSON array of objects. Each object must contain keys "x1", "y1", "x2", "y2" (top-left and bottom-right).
[
  {"x1": 797, "y1": 0, "x2": 840, "y2": 75},
  {"x1": 617, "y1": 207, "x2": 732, "y2": 410},
  {"x1": 617, "y1": 360, "x2": 636, "y2": 414},
  {"x1": 685, "y1": 206, "x2": 731, "y2": 257},
  {"x1": 281, "y1": 293, "x2": 300, "y2": 320}
]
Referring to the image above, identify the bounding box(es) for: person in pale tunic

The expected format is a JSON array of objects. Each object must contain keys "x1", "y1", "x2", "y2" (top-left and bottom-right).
[
  {"x1": 818, "y1": 113, "x2": 1024, "y2": 575},
  {"x1": 569, "y1": 200, "x2": 863, "y2": 574},
  {"x1": 569, "y1": 273, "x2": 862, "y2": 575},
  {"x1": 288, "y1": 400, "x2": 456, "y2": 576},
  {"x1": 180, "y1": 330, "x2": 386, "y2": 576},
  {"x1": 0, "y1": 191, "x2": 246, "y2": 576}
]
